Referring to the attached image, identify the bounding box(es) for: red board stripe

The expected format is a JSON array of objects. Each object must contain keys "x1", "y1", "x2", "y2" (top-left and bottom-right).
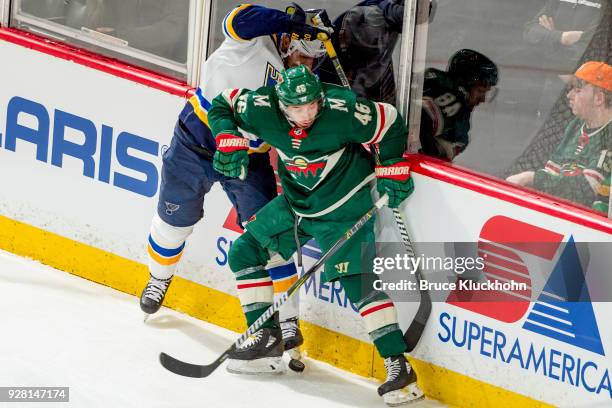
[{"x1": 407, "y1": 155, "x2": 612, "y2": 235}]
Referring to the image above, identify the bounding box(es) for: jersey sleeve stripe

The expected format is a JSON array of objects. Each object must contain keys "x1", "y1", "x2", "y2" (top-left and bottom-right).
[
  {"x1": 584, "y1": 176, "x2": 603, "y2": 195},
  {"x1": 223, "y1": 4, "x2": 253, "y2": 42},
  {"x1": 221, "y1": 88, "x2": 243, "y2": 110},
  {"x1": 422, "y1": 96, "x2": 444, "y2": 137},
  {"x1": 366, "y1": 102, "x2": 398, "y2": 145},
  {"x1": 188, "y1": 88, "x2": 212, "y2": 127},
  {"x1": 544, "y1": 161, "x2": 560, "y2": 175}
]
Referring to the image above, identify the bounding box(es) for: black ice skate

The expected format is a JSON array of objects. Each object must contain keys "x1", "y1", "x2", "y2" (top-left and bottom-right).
[
  {"x1": 378, "y1": 355, "x2": 424, "y2": 406},
  {"x1": 140, "y1": 275, "x2": 172, "y2": 319},
  {"x1": 226, "y1": 326, "x2": 286, "y2": 375},
  {"x1": 281, "y1": 317, "x2": 304, "y2": 360}
]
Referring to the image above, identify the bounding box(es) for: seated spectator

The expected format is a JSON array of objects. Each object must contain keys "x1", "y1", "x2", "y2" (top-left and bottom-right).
[
  {"x1": 419, "y1": 49, "x2": 498, "y2": 161},
  {"x1": 524, "y1": 0, "x2": 603, "y2": 72},
  {"x1": 523, "y1": 0, "x2": 604, "y2": 121},
  {"x1": 506, "y1": 61, "x2": 612, "y2": 214}
]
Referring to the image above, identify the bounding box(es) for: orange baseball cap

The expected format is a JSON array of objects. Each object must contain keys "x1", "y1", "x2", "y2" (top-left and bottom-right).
[{"x1": 575, "y1": 61, "x2": 612, "y2": 92}]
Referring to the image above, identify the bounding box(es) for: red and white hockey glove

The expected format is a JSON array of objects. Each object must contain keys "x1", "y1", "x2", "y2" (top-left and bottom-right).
[
  {"x1": 375, "y1": 159, "x2": 414, "y2": 208},
  {"x1": 213, "y1": 133, "x2": 249, "y2": 180}
]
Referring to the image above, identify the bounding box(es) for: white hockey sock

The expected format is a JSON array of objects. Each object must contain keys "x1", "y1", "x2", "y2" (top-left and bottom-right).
[
  {"x1": 266, "y1": 253, "x2": 300, "y2": 322},
  {"x1": 147, "y1": 213, "x2": 193, "y2": 280}
]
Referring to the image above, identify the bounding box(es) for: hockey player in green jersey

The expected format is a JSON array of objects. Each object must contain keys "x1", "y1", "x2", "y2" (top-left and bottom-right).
[
  {"x1": 419, "y1": 49, "x2": 498, "y2": 161},
  {"x1": 507, "y1": 61, "x2": 611, "y2": 214},
  {"x1": 208, "y1": 65, "x2": 424, "y2": 405}
]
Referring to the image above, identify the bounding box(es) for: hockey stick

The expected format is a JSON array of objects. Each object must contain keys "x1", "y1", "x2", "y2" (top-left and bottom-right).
[
  {"x1": 159, "y1": 195, "x2": 389, "y2": 378},
  {"x1": 317, "y1": 32, "x2": 431, "y2": 352}
]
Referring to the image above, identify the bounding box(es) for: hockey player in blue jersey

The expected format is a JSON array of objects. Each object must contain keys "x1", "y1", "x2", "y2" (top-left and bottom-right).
[{"x1": 139, "y1": 3, "x2": 332, "y2": 358}]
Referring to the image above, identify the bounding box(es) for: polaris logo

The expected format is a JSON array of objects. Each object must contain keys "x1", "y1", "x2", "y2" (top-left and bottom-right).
[{"x1": 1, "y1": 96, "x2": 159, "y2": 197}]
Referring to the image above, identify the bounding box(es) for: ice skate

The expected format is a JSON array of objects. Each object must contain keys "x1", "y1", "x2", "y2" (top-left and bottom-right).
[
  {"x1": 281, "y1": 317, "x2": 304, "y2": 360},
  {"x1": 226, "y1": 326, "x2": 286, "y2": 375},
  {"x1": 378, "y1": 355, "x2": 424, "y2": 406},
  {"x1": 140, "y1": 275, "x2": 172, "y2": 320}
]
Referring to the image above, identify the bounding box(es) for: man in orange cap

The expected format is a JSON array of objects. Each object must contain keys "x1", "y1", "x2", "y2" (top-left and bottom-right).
[{"x1": 507, "y1": 61, "x2": 611, "y2": 216}]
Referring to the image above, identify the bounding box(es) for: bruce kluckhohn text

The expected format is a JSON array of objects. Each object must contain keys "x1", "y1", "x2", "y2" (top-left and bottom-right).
[{"x1": 371, "y1": 254, "x2": 528, "y2": 293}]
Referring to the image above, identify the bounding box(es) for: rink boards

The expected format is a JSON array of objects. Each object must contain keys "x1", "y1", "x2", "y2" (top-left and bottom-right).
[{"x1": 1, "y1": 34, "x2": 612, "y2": 407}]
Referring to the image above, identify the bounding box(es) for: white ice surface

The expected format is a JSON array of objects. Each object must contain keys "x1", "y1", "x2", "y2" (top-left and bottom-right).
[{"x1": 0, "y1": 249, "x2": 445, "y2": 408}]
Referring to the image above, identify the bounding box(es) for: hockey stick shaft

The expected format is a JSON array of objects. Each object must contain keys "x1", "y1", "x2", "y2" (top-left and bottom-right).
[
  {"x1": 159, "y1": 195, "x2": 389, "y2": 378},
  {"x1": 318, "y1": 33, "x2": 431, "y2": 352}
]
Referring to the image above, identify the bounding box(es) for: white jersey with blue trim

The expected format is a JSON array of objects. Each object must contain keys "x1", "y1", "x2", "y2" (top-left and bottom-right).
[{"x1": 188, "y1": 6, "x2": 286, "y2": 154}]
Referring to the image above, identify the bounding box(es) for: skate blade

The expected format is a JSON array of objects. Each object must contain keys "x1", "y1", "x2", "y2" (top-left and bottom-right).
[
  {"x1": 286, "y1": 348, "x2": 302, "y2": 361},
  {"x1": 383, "y1": 383, "x2": 425, "y2": 406},
  {"x1": 226, "y1": 357, "x2": 286, "y2": 375},
  {"x1": 143, "y1": 313, "x2": 150, "y2": 323}
]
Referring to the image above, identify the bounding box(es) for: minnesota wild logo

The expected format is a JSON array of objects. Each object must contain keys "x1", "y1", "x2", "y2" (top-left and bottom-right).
[
  {"x1": 283, "y1": 156, "x2": 327, "y2": 190},
  {"x1": 277, "y1": 148, "x2": 344, "y2": 190}
]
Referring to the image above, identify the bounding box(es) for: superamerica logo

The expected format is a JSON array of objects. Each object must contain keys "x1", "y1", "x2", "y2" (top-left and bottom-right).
[{"x1": 439, "y1": 216, "x2": 611, "y2": 401}]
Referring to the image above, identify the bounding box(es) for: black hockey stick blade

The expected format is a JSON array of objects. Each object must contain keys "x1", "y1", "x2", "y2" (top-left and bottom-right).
[
  {"x1": 159, "y1": 347, "x2": 232, "y2": 378},
  {"x1": 403, "y1": 293, "x2": 432, "y2": 352},
  {"x1": 158, "y1": 197, "x2": 388, "y2": 379}
]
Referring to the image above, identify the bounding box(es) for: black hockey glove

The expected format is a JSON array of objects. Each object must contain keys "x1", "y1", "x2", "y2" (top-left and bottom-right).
[{"x1": 286, "y1": 3, "x2": 333, "y2": 41}]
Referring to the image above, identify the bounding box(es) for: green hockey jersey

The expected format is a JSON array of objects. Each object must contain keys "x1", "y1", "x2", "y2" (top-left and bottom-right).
[
  {"x1": 208, "y1": 83, "x2": 408, "y2": 217},
  {"x1": 534, "y1": 118, "x2": 611, "y2": 211},
  {"x1": 419, "y1": 68, "x2": 472, "y2": 160}
]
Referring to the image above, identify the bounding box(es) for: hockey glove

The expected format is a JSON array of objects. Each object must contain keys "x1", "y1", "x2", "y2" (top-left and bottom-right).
[
  {"x1": 375, "y1": 159, "x2": 414, "y2": 208},
  {"x1": 213, "y1": 134, "x2": 249, "y2": 180},
  {"x1": 286, "y1": 3, "x2": 333, "y2": 41}
]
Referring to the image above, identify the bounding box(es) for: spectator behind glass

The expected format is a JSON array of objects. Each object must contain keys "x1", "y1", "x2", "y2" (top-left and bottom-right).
[
  {"x1": 523, "y1": 0, "x2": 604, "y2": 120},
  {"x1": 507, "y1": 61, "x2": 612, "y2": 215},
  {"x1": 524, "y1": 0, "x2": 603, "y2": 71}
]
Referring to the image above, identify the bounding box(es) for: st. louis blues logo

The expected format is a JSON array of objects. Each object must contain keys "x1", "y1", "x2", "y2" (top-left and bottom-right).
[
  {"x1": 165, "y1": 202, "x2": 180, "y2": 216},
  {"x1": 264, "y1": 62, "x2": 281, "y2": 87}
]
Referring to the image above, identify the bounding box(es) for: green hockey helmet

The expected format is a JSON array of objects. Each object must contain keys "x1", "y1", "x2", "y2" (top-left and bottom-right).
[{"x1": 275, "y1": 65, "x2": 323, "y2": 106}]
